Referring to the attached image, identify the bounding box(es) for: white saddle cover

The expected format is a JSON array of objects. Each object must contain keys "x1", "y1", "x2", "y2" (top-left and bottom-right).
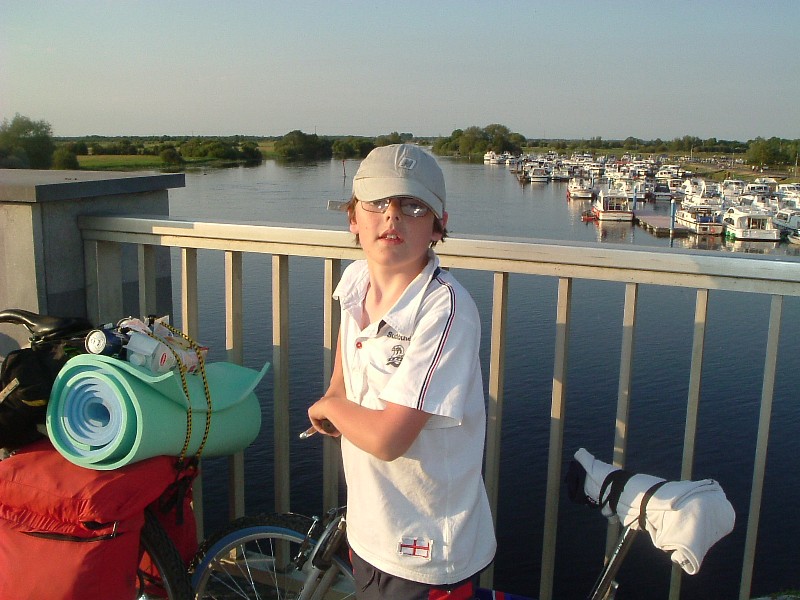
[{"x1": 574, "y1": 448, "x2": 735, "y2": 575}]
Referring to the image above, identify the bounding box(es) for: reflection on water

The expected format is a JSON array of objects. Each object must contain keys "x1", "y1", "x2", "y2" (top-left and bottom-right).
[
  {"x1": 593, "y1": 220, "x2": 636, "y2": 243},
  {"x1": 721, "y1": 239, "x2": 782, "y2": 254}
]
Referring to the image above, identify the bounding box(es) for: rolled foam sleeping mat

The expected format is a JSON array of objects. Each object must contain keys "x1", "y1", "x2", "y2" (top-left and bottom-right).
[{"x1": 46, "y1": 354, "x2": 269, "y2": 470}]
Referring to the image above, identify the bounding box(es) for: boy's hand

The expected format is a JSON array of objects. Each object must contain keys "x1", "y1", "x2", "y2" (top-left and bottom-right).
[
  {"x1": 307, "y1": 396, "x2": 341, "y2": 438},
  {"x1": 299, "y1": 418, "x2": 337, "y2": 439}
]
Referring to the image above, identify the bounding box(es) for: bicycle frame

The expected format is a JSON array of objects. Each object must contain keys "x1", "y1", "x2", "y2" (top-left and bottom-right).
[
  {"x1": 296, "y1": 509, "x2": 349, "y2": 600},
  {"x1": 585, "y1": 524, "x2": 638, "y2": 600}
]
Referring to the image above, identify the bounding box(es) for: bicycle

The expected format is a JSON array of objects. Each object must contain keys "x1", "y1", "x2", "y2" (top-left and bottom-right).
[
  {"x1": 0, "y1": 308, "x2": 193, "y2": 600},
  {"x1": 189, "y1": 506, "x2": 354, "y2": 599},
  {"x1": 189, "y1": 447, "x2": 734, "y2": 600}
]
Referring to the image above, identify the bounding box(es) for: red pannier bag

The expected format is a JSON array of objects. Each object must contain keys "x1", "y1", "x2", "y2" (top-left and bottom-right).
[{"x1": 0, "y1": 439, "x2": 195, "y2": 600}]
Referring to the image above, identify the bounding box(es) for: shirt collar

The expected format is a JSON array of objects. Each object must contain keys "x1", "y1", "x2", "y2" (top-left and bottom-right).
[
  {"x1": 382, "y1": 250, "x2": 440, "y2": 337},
  {"x1": 339, "y1": 250, "x2": 440, "y2": 337}
]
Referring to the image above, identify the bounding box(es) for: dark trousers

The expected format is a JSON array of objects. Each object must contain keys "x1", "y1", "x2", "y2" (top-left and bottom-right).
[{"x1": 350, "y1": 550, "x2": 478, "y2": 600}]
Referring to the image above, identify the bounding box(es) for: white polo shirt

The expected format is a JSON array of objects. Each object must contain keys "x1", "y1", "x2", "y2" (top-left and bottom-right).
[{"x1": 334, "y1": 251, "x2": 496, "y2": 585}]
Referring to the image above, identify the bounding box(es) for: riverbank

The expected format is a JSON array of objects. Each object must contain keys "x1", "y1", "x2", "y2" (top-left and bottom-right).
[
  {"x1": 76, "y1": 149, "x2": 797, "y2": 183},
  {"x1": 76, "y1": 154, "x2": 264, "y2": 171}
]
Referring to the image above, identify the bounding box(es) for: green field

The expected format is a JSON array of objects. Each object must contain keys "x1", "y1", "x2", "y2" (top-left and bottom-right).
[{"x1": 77, "y1": 154, "x2": 163, "y2": 170}]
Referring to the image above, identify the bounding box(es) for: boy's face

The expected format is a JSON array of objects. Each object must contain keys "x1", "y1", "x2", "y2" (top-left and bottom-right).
[{"x1": 350, "y1": 197, "x2": 447, "y2": 271}]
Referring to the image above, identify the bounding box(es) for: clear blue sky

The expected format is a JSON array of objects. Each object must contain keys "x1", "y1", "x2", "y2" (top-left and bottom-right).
[{"x1": 2, "y1": 0, "x2": 798, "y2": 141}]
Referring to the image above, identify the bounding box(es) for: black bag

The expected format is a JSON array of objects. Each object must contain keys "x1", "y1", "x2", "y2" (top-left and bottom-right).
[{"x1": 0, "y1": 347, "x2": 68, "y2": 450}]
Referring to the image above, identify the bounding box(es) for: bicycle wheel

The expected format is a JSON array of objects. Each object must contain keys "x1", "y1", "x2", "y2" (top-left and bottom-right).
[
  {"x1": 191, "y1": 513, "x2": 355, "y2": 599},
  {"x1": 138, "y1": 508, "x2": 193, "y2": 599}
]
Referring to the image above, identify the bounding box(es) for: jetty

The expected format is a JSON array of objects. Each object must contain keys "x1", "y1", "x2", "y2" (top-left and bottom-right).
[{"x1": 634, "y1": 208, "x2": 690, "y2": 237}]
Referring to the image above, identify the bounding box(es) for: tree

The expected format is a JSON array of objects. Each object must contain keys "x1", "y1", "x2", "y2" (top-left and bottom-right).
[
  {"x1": 274, "y1": 130, "x2": 332, "y2": 160},
  {"x1": 52, "y1": 147, "x2": 80, "y2": 170},
  {"x1": 239, "y1": 142, "x2": 263, "y2": 162},
  {"x1": 747, "y1": 137, "x2": 791, "y2": 167},
  {"x1": 432, "y1": 124, "x2": 525, "y2": 157},
  {"x1": 332, "y1": 137, "x2": 374, "y2": 158},
  {"x1": 375, "y1": 132, "x2": 404, "y2": 146},
  {"x1": 0, "y1": 114, "x2": 55, "y2": 169},
  {"x1": 159, "y1": 147, "x2": 185, "y2": 166}
]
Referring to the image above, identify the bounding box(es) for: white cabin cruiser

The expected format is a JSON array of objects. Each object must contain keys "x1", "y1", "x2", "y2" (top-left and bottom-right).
[
  {"x1": 721, "y1": 206, "x2": 781, "y2": 241},
  {"x1": 592, "y1": 189, "x2": 634, "y2": 222}
]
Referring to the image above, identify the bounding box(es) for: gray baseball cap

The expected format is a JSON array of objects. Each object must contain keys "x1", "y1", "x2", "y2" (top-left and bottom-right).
[{"x1": 353, "y1": 144, "x2": 446, "y2": 219}]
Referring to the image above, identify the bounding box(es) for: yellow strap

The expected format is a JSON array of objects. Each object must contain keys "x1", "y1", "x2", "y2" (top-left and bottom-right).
[{"x1": 143, "y1": 323, "x2": 213, "y2": 467}]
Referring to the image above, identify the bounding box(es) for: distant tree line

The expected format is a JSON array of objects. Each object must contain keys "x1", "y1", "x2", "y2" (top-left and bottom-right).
[
  {"x1": 528, "y1": 135, "x2": 750, "y2": 156},
  {"x1": 746, "y1": 137, "x2": 799, "y2": 168},
  {"x1": 275, "y1": 130, "x2": 413, "y2": 160},
  {"x1": 2, "y1": 113, "x2": 798, "y2": 171}
]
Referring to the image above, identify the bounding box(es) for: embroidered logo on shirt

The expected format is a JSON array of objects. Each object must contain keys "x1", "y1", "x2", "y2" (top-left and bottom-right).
[
  {"x1": 386, "y1": 344, "x2": 404, "y2": 367},
  {"x1": 386, "y1": 330, "x2": 410, "y2": 342},
  {"x1": 397, "y1": 537, "x2": 433, "y2": 560}
]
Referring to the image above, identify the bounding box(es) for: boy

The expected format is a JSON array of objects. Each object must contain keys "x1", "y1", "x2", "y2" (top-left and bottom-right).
[{"x1": 307, "y1": 144, "x2": 496, "y2": 599}]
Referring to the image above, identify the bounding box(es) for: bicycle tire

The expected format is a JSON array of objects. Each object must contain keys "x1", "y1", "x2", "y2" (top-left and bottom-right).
[
  {"x1": 190, "y1": 513, "x2": 355, "y2": 599},
  {"x1": 138, "y1": 508, "x2": 193, "y2": 599}
]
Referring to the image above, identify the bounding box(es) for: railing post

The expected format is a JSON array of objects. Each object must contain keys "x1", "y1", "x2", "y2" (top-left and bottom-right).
[
  {"x1": 273, "y1": 254, "x2": 291, "y2": 514},
  {"x1": 322, "y1": 258, "x2": 342, "y2": 511},
  {"x1": 84, "y1": 239, "x2": 123, "y2": 324},
  {"x1": 481, "y1": 271, "x2": 508, "y2": 590},
  {"x1": 613, "y1": 282, "x2": 638, "y2": 466},
  {"x1": 670, "y1": 288, "x2": 710, "y2": 599},
  {"x1": 180, "y1": 248, "x2": 203, "y2": 541},
  {"x1": 606, "y1": 282, "x2": 638, "y2": 555},
  {"x1": 225, "y1": 251, "x2": 246, "y2": 520},
  {"x1": 137, "y1": 244, "x2": 157, "y2": 316},
  {"x1": 540, "y1": 276, "x2": 573, "y2": 600},
  {"x1": 740, "y1": 294, "x2": 783, "y2": 599}
]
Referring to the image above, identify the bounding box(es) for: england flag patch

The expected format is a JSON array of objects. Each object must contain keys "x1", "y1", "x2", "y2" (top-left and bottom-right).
[{"x1": 397, "y1": 537, "x2": 433, "y2": 560}]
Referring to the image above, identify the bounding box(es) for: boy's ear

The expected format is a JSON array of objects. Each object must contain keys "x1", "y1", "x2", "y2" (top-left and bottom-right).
[
  {"x1": 349, "y1": 212, "x2": 359, "y2": 235},
  {"x1": 432, "y1": 211, "x2": 448, "y2": 242}
]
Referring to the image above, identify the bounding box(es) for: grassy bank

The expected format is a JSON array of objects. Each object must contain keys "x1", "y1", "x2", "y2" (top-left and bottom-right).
[
  {"x1": 77, "y1": 154, "x2": 175, "y2": 170},
  {"x1": 77, "y1": 154, "x2": 255, "y2": 171},
  {"x1": 74, "y1": 140, "x2": 279, "y2": 171}
]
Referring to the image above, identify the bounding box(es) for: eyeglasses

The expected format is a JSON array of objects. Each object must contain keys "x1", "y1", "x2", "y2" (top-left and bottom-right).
[{"x1": 359, "y1": 197, "x2": 431, "y2": 218}]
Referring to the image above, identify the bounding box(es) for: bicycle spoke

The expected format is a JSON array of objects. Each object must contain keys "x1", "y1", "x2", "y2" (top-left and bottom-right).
[{"x1": 192, "y1": 514, "x2": 354, "y2": 600}]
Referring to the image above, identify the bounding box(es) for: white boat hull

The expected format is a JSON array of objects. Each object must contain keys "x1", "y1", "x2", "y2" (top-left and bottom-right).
[
  {"x1": 724, "y1": 228, "x2": 782, "y2": 241},
  {"x1": 674, "y1": 209, "x2": 724, "y2": 236},
  {"x1": 593, "y1": 207, "x2": 634, "y2": 221}
]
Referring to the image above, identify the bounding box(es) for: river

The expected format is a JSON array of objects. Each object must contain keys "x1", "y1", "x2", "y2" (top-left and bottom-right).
[{"x1": 168, "y1": 158, "x2": 800, "y2": 599}]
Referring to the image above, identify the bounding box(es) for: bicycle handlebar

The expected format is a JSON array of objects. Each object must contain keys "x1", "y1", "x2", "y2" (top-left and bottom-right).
[{"x1": 0, "y1": 309, "x2": 93, "y2": 344}]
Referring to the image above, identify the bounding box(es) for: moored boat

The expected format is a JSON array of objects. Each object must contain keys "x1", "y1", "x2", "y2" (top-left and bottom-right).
[
  {"x1": 483, "y1": 151, "x2": 503, "y2": 164},
  {"x1": 652, "y1": 181, "x2": 672, "y2": 201},
  {"x1": 720, "y1": 206, "x2": 781, "y2": 241},
  {"x1": 567, "y1": 176, "x2": 595, "y2": 200},
  {"x1": 777, "y1": 183, "x2": 800, "y2": 207},
  {"x1": 771, "y1": 207, "x2": 800, "y2": 235},
  {"x1": 668, "y1": 178, "x2": 686, "y2": 199},
  {"x1": 720, "y1": 179, "x2": 746, "y2": 201},
  {"x1": 527, "y1": 166, "x2": 550, "y2": 183},
  {"x1": 787, "y1": 230, "x2": 800, "y2": 245},
  {"x1": 674, "y1": 204, "x2": 724, "y2": 236},
  {"x1": 683, "y1": 179, "x2": 723, "y2": 207},
  {"x1": 592, "y1": 189, "x2": 634, "y2": 222}
]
